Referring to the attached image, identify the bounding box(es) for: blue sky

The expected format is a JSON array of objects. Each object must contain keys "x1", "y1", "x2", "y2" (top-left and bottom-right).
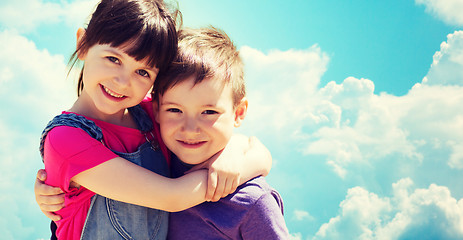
[{"x1": 1, "y1": 0, "x2": 463, "y2": 239}]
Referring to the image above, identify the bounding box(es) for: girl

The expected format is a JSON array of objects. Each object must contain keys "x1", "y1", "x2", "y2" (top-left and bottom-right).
[{"x1": 38, "y1": 0, "x2": 271, "y2": 239}]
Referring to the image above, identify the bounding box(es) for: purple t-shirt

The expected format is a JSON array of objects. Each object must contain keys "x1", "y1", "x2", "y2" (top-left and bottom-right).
[{"x1": 168, "y1": 157, "x2": 289, "y2": 240}]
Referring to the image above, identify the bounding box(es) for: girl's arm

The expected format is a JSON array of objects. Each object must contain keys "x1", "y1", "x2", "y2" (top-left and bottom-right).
[
  {"x1": 72, "y1": 157, "x2": 210, "y2": 212},
  {"x1": 41, "y1": 128, "x2": 272, "y2": 212},
  {"x1": 43, "y1": 126, "x2": 212, "y2": 212},
  {"x1": 78, "y1": 134, "x2": 273, "y2": 209},
  {"x1": 35, "y1": 133, "x2": 272, "y2": 217}
]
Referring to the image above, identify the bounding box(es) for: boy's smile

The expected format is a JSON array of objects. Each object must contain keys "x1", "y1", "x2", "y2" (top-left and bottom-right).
[{"x1": 156, "y1": 76, "x2": 247, "y2": 165}]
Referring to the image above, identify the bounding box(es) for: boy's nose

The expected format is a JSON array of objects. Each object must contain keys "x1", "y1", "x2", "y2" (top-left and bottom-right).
[{"x1": 182, "y1": 117, "x2": 199, "y2": 133}]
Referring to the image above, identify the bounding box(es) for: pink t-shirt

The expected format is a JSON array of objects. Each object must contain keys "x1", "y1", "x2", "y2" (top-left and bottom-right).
[{"x1": 43, "y1": 99, "x2": 168, "y2": 240}]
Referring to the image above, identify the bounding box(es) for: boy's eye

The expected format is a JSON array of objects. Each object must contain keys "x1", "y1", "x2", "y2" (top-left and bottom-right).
[
  {"x1": 136, "y1": 69, "x2": 150, "y2": 78},
  {"x1": 202, "y1": 110, "x2": 218, "y2": 115},
  {"x1": 106, "y1": 56, "x2": 120, "y2": 64},
  {"x1": 167, "y1": 108, "x2": 182, "y2": 113}
]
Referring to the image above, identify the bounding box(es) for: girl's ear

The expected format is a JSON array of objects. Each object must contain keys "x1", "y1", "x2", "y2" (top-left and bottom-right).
[
  {"x1": 234, "y1": 97, "x2": 248, "y2": 128},
  {"x1": 76, "y1": 28, "x2": 86, "y2": 60}
]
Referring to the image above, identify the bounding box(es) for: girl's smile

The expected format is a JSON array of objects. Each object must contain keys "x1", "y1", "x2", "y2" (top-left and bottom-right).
[{"x1": 101, "y1": 84, "x2": 126, "y2": 100}]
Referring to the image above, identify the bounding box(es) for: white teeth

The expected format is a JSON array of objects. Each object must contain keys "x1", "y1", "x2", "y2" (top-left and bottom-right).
[{"x1": 103, "y1": 86, "x2": 124, "y2": 98}]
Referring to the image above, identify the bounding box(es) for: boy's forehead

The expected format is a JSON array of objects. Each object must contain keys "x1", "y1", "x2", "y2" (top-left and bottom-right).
[
  {"x1": 183, "y1": 75, "x2": 229, "y2": 94},
  {"x1": 161, "y1": 76, "x2": 233, "y2": 102}
]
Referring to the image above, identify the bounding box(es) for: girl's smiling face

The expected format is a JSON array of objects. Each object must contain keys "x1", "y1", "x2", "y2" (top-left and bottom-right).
[
  {"x1": 156, "y1": 76, "x2": 247, "y2": 165},
  {"x1": 78, "y1": 42, "x2": 158, "y2": 121}
]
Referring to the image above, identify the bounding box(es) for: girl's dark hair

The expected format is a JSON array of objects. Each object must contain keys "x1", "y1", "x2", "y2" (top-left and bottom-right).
[{"x1": 70, "y1": 0, "x2": 180, "y2": 96}]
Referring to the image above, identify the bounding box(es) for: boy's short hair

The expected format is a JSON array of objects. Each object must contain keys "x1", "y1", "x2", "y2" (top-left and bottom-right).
[{"x1": 154, "y1": 26, "x2": 245, "y2": 107}]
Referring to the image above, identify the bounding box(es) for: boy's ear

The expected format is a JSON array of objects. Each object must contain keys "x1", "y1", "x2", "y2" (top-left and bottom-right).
[
  {"x1": 234, "y1": 97, "x2": 248, "y2": 127},
  {"x1": 76, "y1": 28, "x2": 86, "y2": 60}
]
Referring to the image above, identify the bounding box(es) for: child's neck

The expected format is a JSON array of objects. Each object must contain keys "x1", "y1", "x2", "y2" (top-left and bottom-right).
[{"x1": 69, "y1": 96, "x2": 137, "y2": 129}]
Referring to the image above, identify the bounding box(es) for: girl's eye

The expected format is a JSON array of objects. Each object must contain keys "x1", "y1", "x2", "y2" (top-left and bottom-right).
[
  {"x1": 106, "y1": 56, "x2": 120, "y2": 64},
  {"x1": 137, "y1": 69, "x2": 150, "y2": 78},
  {"x1": 202, "y1": 110, "x2": 218, "y2": 115},
  {"x1": 167, "y1": 108, "x2": 182, "y2": 113}
]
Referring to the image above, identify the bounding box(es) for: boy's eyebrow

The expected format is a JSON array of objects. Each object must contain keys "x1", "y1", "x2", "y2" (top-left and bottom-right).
[
  {"x1": 160, "y1": 100, "x2": 218, "y2": 107},
  {"x1": 159, "y1": 100, "x2": 180, "y2": 106}
]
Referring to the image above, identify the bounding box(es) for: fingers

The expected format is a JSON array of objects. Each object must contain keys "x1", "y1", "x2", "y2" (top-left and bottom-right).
[
  {"x1": 34, "y1": 168, "x2": 65, "y2": 221},
  {"x1": 35, "y1": 177, "x2": 63, "y2": 196},
  {"x1": 211, "y1": 176, "x2": 226, "y2": 202},
  {"x1": 39, "y1": 201, "x2": 65, "y2": 213},
  {"x1": 226, "y1": 177, "x2": 239, "y2": 198},
  {"x1": 36, "y1": 169, "x2": 47, "y2": 182},
  {"x1": 207, "y1": 172, "x2": 241, "y2": 202},
  {"x1": 37, "y1": 192, "x2": 65, "y2": 206},
  {"x1": 42, "y1": 210, "x2": 62, "y2": 222},
  {"x1": 206, "y1": 171, "x2": 218, "y2": 202}
]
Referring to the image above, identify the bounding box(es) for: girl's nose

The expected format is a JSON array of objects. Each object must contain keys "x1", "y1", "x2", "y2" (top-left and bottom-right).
[{"x1": 115, "y1": 70, "x2": 131, "y2": 86}]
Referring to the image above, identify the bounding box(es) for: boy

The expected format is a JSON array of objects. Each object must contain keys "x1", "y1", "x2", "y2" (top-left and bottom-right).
[{"x1": 154, "y1": 26, "x2": 289, "y2": 239}]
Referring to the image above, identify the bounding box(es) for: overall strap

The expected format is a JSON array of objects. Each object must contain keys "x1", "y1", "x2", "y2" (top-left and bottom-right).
[
  {"x1": 39, "y1": 113, "x2": 103, "y2": 161},
  {"x1": 128, "y1": 105, "x2": 153, "y2": 133},
  {"x1": 128, "y1": 104, "x2": 159, "y2": 151}
]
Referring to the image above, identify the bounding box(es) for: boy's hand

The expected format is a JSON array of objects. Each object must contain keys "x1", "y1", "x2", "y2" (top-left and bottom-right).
[{"x1": 34, "y1": 169, "x2": 65, "y2": 221}]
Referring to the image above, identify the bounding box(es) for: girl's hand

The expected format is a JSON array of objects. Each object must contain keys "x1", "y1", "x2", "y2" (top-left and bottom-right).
[
  {"x1": 34, "y1": 169, "x2": 65, "y2": 221},
  {"x1": 206, "y1": 145, "x2": 244, "y2": 202},
  {"x1": 186, "y1": 134, "x2": 272, "y2": 202},
  {"x1": 188, "y1": 134, "x2": 248, "y2": 202},
  {"x1": 185, "y1": 136, "x2": 243, "y2": 202}
]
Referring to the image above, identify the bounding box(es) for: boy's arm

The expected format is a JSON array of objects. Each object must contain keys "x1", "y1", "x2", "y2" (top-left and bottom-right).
[
  {"x1": 204, "y1": 134, "x2": 272, "y2": 201},
  {"x1": 34, "y1": 169, "x2": 64, "y2": 221}
]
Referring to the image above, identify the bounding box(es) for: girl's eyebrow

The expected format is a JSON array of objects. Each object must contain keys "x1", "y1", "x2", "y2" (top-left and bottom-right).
[
  {"x1": 104, "y1": 47, "x2": 156, "y2": 70},
  {"x1": 103, "y1": 48, "x2": 124, "y2": 58}
]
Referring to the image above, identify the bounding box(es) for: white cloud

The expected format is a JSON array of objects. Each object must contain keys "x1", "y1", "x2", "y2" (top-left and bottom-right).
[
  {"x1": 241, "y1": 31, "x2": 463, "y2": 178},
  {"x1": 448, "y1": 141, "x2": 463, "y2": 169},
  {"x1": 240, "y1": 45, "x2": 330, "y2": 137},
  {"x1": 294, "y1": 209, "x2": 315, "y2": 221},
  {"x1": 0, "y1": 30, "x2": 75, "y2": 239},
  {"x1": 415, "y1": 0, "x2": 463, "y2": 26},
  {"x1": 0, "y1": 0, "x2": 97, "y2": 32},
  {"x1": 423, "y1": 31, "x2": 463, "y2": 86},
  {"x1": 313, "y1": 178, "x2": 463, "y2": 240},
  {"x1": 289, "y1": 232, "x2": 303, "y2": 240},
  {"x1": 0, "y1": 30, "x2": 75, "y2": 126}
]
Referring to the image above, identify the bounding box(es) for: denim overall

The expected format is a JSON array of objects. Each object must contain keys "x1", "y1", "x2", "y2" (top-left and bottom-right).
[{"x1": 39, "y1": 105, "x2": 169, "y2": 240}]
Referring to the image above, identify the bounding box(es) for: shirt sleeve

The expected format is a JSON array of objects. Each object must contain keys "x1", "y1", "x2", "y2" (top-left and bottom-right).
[
  {"x1": 43, "y1": 126, "x2": 118, "y2": 192},
  {"x1": 240, "y1": 191, "x2": 290, "y2": 239}
]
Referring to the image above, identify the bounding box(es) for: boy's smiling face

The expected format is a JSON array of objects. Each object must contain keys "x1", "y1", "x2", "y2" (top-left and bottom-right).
[{"x1": 156, "y1": 76, "x2": 247, "y2": 165}]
